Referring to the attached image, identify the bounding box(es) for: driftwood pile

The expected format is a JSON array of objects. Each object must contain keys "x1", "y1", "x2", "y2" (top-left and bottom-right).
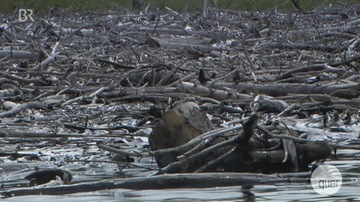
[
  {"x1": 149, "y1": 101, "x2": 331, "y2": 174},
  {"x1": 1, "y1": 3, "x2": 360, "y2": 197}
]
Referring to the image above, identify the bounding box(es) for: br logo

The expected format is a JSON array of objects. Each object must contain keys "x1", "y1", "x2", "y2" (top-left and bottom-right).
[{"x1": 19, "y1": 9, "x2": 34, "y2": 22}]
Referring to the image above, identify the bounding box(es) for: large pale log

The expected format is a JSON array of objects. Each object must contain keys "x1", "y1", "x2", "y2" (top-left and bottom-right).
[
  {"x1": 214, "y1": 82, "x2": 360, "y2": 98},
  {"x1": 0, "y1": 50, "x2": 37, "y2": 59},
  {"x1": 177, "y1": 82, "x2": 253, "y2": 101}
]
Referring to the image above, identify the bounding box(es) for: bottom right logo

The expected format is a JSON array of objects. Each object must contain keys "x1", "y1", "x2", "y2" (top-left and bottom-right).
[{"x1": 311, "y1": 164, "x2": 342, "y2": 196}]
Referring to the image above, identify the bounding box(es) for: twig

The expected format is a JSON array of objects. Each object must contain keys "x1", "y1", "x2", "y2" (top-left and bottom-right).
[
  {"x1": 61, "y1": 86, "x2": 114, "y2": 106},
  {"x1": 257, "y1": 125, "x2": 360, "y2": 150},
  {"x1": 67, "y1": 159, "x2": 154, "y2": 170},
  {"x1": 241, "y1": 41, "x2": 257, "y2": 82},
  {"x1": 98, "y1": 144, "x2": 142, "y2": 157}
]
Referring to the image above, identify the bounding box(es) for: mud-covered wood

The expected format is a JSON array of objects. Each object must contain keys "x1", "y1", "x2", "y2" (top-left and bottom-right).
[{"x1": 149, "y1": 102, "x2": 215, "y2": 167}]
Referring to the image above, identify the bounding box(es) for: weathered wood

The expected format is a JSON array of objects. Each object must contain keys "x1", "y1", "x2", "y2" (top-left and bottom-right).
[
  {"x1": 0, "y1": 50, "x2": 37, "y2": 59},
  {"x1": 0, "y1": 101, "x2": 49, "y2": 118},
  {"x1": 177, "y1": 82, "x2": 253, "y2": 101},
  {"x1": 276, "y1": 64, "x2": 346, "y2": 80},
  {"x1": 216, "y1": 82, "x2": 360, "y2": 98},
  {"x1": 31, "y1": 52, "x2": 66, "y2": 70},
  {"x1": 0, "y1": 71, "x2": 47, "y2": 85}
]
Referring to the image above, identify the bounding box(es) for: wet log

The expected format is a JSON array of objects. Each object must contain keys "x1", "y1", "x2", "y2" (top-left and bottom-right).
[
  {"x1": 220, "y1": 140, "x2": 331, "y2": 173},
  {"x1": 185, "y1": 113, "x2": 327, "y2": 173},
  {"x1": 0, "y1": 172, "x2": 308, "y2": 197}
]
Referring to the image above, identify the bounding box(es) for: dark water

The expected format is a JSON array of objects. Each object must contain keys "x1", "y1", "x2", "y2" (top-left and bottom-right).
[
  {"x1": 2, "y1": 149, "x2": 359, "y2": 201},
  {"x1": 1, "y1": 119, "x2": 360, "y2": 202},
  {"x1": 3, "y1": 181, "x2": 360, "y2": 201}
]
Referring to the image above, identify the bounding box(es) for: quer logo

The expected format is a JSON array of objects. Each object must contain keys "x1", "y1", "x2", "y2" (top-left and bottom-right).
[
  {"x1": 311, "y1": 165, "x2": 342, "y2": 196},
  {"x1": 19, "y1": 9, "x2": 34, "y2": 22}
]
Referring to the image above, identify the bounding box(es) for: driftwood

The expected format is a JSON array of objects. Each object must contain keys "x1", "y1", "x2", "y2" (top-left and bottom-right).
[
  {"x1": 0, "y1": 101, "x2": 49, "y2": 118},
  {"x1": 31, "y1": 52, "x2": 66, "y2": 71},
  {"x1": 0, "y1": 71, "x2": 47, "y2": 85},
  {"x1": 276, "y1": 64, "x2": 347, "y2": 81},
  {"x1": 1, "y1": 3, "x2": 360, "y2": 198},
  {"x1": 177, "y1": 82, "x2": 253, "y2": 101}
]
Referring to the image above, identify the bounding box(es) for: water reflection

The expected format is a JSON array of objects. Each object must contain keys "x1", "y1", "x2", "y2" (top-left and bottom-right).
[
  {"x1": 2, "y1": 149, "x2": 360, "y2": 201},
  {"x1": 2, "y1": 182, "x2": 360, "y2": 202}
]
